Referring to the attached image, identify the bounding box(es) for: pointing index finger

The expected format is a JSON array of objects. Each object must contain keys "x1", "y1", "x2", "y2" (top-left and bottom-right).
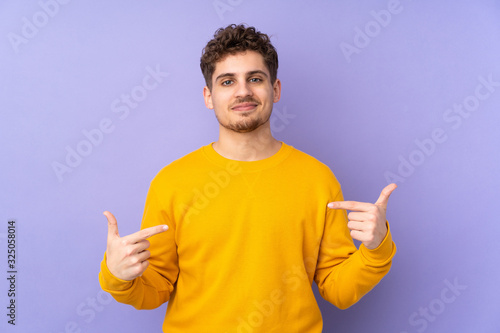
[
  {"x1": 327, "y1": 200, "x2": 374, "y2": 211},
  {"x1": 126, "y1": 224, "x2": 169, "y2": 244}
]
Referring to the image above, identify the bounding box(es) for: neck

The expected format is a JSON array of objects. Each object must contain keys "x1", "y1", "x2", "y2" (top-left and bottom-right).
[{"x1": 213, "y1": 123, "x2": 281, "y2": 161}]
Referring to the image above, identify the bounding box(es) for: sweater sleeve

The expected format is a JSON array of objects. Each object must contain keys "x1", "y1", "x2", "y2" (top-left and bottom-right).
[
  {"x1": 313, "y1": 188, "x2": 396, "y2": 310},
  {"x1": 98, "y1": 185, "x2": 179, "y2": 310}
]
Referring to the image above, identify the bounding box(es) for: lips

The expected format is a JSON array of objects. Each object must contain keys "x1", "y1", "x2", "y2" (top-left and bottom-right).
[{"x1": 231, "y1": 102, "x2": 258, "y2": 111}]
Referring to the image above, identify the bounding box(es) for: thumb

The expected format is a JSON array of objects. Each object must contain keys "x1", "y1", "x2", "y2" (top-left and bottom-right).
[
  {"x1": 104, "y1": 211, "x2": 120, "y2": 240},
  {"x1": 375, "y1": 183, "x2": 397, "y2": 209}
]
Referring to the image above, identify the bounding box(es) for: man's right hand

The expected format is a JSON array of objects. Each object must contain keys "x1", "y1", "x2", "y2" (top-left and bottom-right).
[{"x1": 104, "y1": 211, "x2": 169, "y2": 281}]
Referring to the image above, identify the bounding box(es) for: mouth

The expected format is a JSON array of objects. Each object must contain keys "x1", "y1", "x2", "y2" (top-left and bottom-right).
[{"x1": 231, "y1": 102, "x2": 258, "y2": 112}]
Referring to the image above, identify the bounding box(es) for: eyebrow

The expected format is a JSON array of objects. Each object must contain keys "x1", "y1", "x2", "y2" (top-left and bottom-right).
[{"x1": 214, "y1": 70, "x2": 269, "y2": 83}]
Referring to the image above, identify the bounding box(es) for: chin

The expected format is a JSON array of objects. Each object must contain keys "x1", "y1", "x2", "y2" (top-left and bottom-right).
[
  {"x1": 216, "y1": 111, "x2": 272, "y2": 133},
  {"x1": 223, "y1": 119, "x2": 264, "y2": 133}
]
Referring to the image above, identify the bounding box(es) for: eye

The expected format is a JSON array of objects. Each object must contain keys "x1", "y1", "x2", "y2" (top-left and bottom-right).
[
  {"x1": 249, "y1": 77, "x2": 262, "y2": 83},
  {"x1": 221, "y1": 80, "x2": 233, "y2": 86}
]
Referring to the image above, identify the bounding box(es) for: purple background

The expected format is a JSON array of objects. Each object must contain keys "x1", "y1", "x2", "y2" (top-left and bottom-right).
[{"x1": 1, "y1": 0, "x2": 499, "y2": 332}]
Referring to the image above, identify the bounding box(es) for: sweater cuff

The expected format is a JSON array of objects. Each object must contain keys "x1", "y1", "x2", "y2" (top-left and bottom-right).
[
  {"x1": 359, "y1": 222, "x2": 396, "y2": 265},
  {"x1": 99, "y1": 252, "x2": 135, "y2": 291}
]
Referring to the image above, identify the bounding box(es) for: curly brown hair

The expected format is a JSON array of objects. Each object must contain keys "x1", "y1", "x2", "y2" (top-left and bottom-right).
[{"x1": 200, "y1": 24, "x2": 278, "y2": 91}]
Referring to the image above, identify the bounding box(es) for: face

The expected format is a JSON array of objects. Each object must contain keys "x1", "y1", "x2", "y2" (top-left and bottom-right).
[{"x1": 203, "y1": 51, "x2": 281, "y2": 133}]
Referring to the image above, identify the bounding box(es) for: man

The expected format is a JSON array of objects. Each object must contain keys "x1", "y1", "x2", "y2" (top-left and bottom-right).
[{"x1": 99, "y1": 24, "x2": 397, "y2": 332}]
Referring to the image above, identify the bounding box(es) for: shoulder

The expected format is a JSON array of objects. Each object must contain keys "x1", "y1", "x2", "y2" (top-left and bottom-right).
[
  {"x1": 285, "y1": 143, "x2": 341, "y2": 188},
  {"x1": 149, "y1": 146, "x2": 206, "y2": 187},
  {"x1": 287, "y1": 144, "x2": 337, "y2": 176}
]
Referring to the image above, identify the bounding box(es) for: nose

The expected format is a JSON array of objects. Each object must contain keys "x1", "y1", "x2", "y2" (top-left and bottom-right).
[{"x1": 234, "y1": 81, "x2": 253, "y2": 98}]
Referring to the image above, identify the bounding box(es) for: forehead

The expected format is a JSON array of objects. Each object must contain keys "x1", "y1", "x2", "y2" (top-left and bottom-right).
[{"x1": 213, "y1": 51, "x2": 269, "y2": 78}]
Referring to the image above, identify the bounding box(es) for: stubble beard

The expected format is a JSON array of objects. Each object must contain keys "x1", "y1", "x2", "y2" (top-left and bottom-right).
[{"x1": 216, "y1": 107, "x2": 273, "y2": 133}]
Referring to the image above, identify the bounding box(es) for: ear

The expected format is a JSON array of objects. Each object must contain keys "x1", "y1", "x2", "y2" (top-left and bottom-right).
[
  {"x1": 203, "y1": 86, "x2": 214, "y2": 109},
  {"x1": 272, "y1": 78, "x2": 281, "y2": 103}
]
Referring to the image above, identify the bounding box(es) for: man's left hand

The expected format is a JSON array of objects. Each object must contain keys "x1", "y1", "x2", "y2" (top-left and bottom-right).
[{"x1": 327, "y1": 183, "x2": 397, "y2": 250}]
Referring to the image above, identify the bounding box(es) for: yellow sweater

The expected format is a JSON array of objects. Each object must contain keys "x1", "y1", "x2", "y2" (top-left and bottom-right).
[{"x1": 99, "y1": 142, "x2": 396, "y2": 332}]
